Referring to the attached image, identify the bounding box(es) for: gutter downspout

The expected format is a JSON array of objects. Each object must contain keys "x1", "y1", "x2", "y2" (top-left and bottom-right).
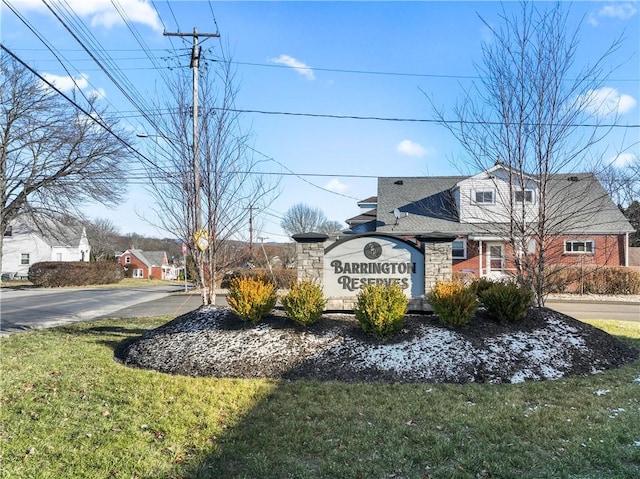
[
  {"x1": 625, "y1": 232, "x2": 629, "y2": 267},
  {"x1": 479, "y1": 239, "x2": 483, "y2": 277}
]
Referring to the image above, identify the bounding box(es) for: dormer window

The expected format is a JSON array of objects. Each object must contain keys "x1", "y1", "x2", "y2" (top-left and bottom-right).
[
  {"x1": 474, "y1": 190, "x2": 494, "y2": 204},
  {"x1": 515, "y1": 189, "x2": 534, "y2": 204}
]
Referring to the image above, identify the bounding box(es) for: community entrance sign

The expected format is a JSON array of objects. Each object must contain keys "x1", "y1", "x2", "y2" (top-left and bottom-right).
[
  {"x1": 293, "y1": 232, "x2": 454, "y2": 311},
  {"x1": 323, "y1": 235, "x2": 425, "y2": 299}
]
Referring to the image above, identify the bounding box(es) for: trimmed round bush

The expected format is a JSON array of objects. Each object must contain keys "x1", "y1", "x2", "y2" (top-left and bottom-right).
[
  {"x1": 428, "y1": 280, "x2": 477, "y2": 327},
  {"x1": 227, "y1": 276, "x2": 277, "y2": 323},
  {"x1": 281, "y1": 280, "x2": 326, "y2": 326},
  {"x1": 354, "y1": 283, "x2": 408, "y2": 337},
  {"x1": 479, "y1": 282, "x2": 534, "y2": 323}
]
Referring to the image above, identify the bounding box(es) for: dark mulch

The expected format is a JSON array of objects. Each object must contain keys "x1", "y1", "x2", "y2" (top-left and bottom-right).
[{"x1": 117, "y1": 307, "x2": 638, "y2": 384}]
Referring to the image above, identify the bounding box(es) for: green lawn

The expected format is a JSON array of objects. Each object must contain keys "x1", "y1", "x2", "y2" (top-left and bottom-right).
[{"x1": 1, "y1": 317, "x2": 638, "y2": 479}]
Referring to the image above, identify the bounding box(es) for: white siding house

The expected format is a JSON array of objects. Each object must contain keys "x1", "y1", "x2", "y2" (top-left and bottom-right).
[{"x1": 1, "y1": 217, "x2": 91, "y2": 279}]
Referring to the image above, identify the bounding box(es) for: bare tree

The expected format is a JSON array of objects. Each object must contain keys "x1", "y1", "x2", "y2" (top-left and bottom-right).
[
  {"x1": 430, "y1": 1, "x2": 629, "y2": 305},
  {"x1": 86, "y1": 217, "x2": 121, "y2": 260},
  {"x1": 281, "y1": 203, "x2": 343, "y2": 237},
  {"x1": 320, "y1": 220, "x2": 345, "y2": 236},
  {"x1": 143, "y1": 47, "x2": 278, "y2": 305},
  {"x1": 1, "y1": 56, "x2": 129, "y2": 265},
  {"x1": 598, "y1": 154, "x2": 640, "y2": 208}
]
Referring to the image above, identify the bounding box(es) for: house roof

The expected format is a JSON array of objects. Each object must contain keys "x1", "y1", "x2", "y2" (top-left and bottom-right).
[
  {"x1": 374, "y1": 172, "x2": 633, "y2": 236},
  {"x1": 357, "y1": 196, "x2": 378, "y2": 206},
  {"x1": 11, "y1": 215, "x2": 87, "y2": 248},
  {"x1": 376, "y1": 176, "x2": 468, "y2": 235},
  {"x1": 345, "y1": 208, "x2": 377, "y2": 226},
  {"x1": 124, "y1": 249, "x2": 166, "y2": 267}
]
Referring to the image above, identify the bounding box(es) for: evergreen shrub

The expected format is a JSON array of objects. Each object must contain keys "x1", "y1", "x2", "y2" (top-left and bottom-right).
[
  {"x1": 28, "y1": 261, "x2": 124, "y2": 287},
  {"x1": 281, "y1": 280, "x2": 326, "y2": 326},
  {"x1": 354, "y1": 284, "x2": 408, "y2": 337},
  {"x1": 428, "y1": 280, "x2": 477, "y2": 327},
  {"x1": 479, "y1": 282, "x2": 534, "y2": 323},
  {"x1": 470, "y1": 277, "x2": 497, "y2": 298},
  {"x1": 227, "y1": 276, "x2": 277, "y2": 323}
]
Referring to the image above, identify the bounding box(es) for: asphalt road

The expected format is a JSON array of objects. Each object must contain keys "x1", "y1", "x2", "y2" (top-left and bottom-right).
[
  {"x1": 0, "y1": 285, "x2": 196, "y2": 335},
  {"x1": 1, "y1": 285, "x2": 637, "y2": 337},
  {"x1": 545, "y1": 299, "x2": 639, "y2": 322}
]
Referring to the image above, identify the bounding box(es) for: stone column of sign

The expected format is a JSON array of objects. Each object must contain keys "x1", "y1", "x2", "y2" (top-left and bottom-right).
[
  {"x1": 292, "y1": 233, "x2": 328, "y2": 285},
  {"x1": 423, "y1": 241, "x2": 453, "y2": 292}
]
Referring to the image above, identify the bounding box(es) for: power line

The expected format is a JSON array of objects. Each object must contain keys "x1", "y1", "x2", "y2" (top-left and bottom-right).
[
  {"x1": 1, "y1": 45, "x2": 166, "y2": 174},
  {"x1": 11, "y1": 48, "x2": 640, "y2": 83}
]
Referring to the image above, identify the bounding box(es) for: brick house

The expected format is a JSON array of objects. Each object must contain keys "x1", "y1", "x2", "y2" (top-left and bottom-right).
[
  {"x1": 346, "y1": 165, "x2": 634, "y2": 280},
  {"x1": 117, "y1": 249, "x2": 177, "y2": 280}
]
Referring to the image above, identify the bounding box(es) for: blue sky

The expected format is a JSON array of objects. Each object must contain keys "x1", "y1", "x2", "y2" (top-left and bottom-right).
[{"x1": 2, "y1": 1, "x2": 639, "y2": 241}]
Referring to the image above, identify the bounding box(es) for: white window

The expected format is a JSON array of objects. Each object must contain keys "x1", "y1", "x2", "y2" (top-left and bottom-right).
[
  {"x1": 515, "y1": 189, "x2": 534, "y2": 203},
  {"x1": 452, "y1": 239, "x2": 467, "y2": 259},
  {"x1": 474, "y1": 190, "x2": 494, "y2": 204},
  {"x1": 133, "y1": 269, "x2": 144, "y2": 278},
  {"x1": 125, "y1": 256, "x2": 131, "y2": 264},
  {"x1": 21, "y1": 253, "x2": 30, "y2": 265},
  {"x1": 565, "y1": 240, "x2": 594, "y2": 254}
]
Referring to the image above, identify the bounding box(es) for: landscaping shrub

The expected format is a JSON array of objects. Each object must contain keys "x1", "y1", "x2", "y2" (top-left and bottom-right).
[
  {"x1": 28, "y1": 261, "x2": 124, "y2": 287},
  {"x1": 280, "y1": 280, "x2": 326, "y2": 326},
  {"x1": 479, "y1": 282, "x2": 534, "y2": 323},
  {"x1": 227, "y1": 276, "x2": 277, "y2": 323},
  {"x1": 354, "y1": 284, "x2": 408, "y2": 337},
  {"x1": 470, "y1": 277, "x2": 497, "y2": 298},
  {"x1": 544, "y1": 266, "x2": 640, "y2": 295},
  {"x1": 221, "y1": 268, "x2": 297, "y2": 289},
  {"x1": 428, "y1": 280, "x2": 477, "y2": 327}
]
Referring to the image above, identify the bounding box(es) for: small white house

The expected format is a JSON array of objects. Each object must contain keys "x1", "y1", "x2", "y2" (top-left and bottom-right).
[{"x1": 1, "y1": 216, "x2": 91, "y2": 279}]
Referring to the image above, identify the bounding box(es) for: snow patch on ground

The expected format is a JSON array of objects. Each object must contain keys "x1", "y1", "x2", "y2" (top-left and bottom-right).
[{"x1": 120, "y1": 307, "x2": 638, "y2": 383}]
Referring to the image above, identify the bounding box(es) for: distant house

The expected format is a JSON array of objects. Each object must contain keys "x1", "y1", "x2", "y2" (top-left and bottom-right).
[
  {"x1": 1, "y1": 216, "x2": 91, "y2": 279},
  {"x1": 116, "y1": 249, "x2": 178, "y2": 280},
  {"x1": 345, "y1": 164, "x2": 634, "y2": 279}
]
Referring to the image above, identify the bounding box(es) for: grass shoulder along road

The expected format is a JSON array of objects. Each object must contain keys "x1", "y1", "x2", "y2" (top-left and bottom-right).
[{"x1": 1, "y1": 317, "x2": 639, "y2": 479}]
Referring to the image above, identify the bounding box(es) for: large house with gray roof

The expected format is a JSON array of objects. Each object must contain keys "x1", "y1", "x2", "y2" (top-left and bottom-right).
[{"x1": 346, "y1": 165, "x2": 634, "y2": 279}]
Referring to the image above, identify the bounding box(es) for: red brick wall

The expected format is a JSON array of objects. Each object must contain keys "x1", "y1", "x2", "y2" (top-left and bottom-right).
[
  {"x1": 544, "y1": 235, "x2": 624, "y2": 268},
  {"x1": 451, "y1": 234, "x2": 626, "y2": 278},
  {"x1": 118, "y1": 254, "x2": 149, "y2": 279}
]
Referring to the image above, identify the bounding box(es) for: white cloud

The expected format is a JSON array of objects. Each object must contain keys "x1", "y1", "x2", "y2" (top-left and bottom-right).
[
  {"x1": 88, "y1": 88, "x2": 107, "y2": 100},
  {"x1": 580, "y1": 87, "x2": 637, "y2": 117},
  {"x1": 43, "y1": 72, "x2": 89, "y2": 92},
  {"x1": 396, "y1": 139, "x2": 427, "y2": 157},
  {"x1": 599, "y1": 3, "x2": 638, "y2": 20},
  {"x1": 324, "y1": 179, "x2": 348, "y2": 193},
  {"x1": 270, "y1": 54, "x2": 315, "y2": 80},
  {"x1": 588, "y1": 2, "x2": 637, "y2": 25},
  {"x1": 610, "y1": 152, "x2": 636, "y2": 168},
  {"x1": 11, "y1": 0, "x2": 162, "y2": 32}
]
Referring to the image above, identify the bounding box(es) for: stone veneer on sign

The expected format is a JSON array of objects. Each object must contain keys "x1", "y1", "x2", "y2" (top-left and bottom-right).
[{"x1": 293, "y1": 233, "x2": 454, "y2": 311}]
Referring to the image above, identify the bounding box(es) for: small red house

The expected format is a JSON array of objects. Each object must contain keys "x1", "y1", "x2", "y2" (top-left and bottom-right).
[{"x1": 117, "y1": 249, "x2": 172, "y2": 280}]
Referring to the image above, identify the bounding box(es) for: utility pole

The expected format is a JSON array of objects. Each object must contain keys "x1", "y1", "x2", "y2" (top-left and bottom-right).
[
  {"x1": 163, "y1": 28, "x2": 219, "y2": 236},
  {"x1": 258, "y1": 236, "x2": 276, "y2": 284},
  {"x1": 164, "y1": 27, "x2": 219, "y2": 304},
  {"x1": 245, "y1": 204, "x2": 257, "y2": 251}
]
